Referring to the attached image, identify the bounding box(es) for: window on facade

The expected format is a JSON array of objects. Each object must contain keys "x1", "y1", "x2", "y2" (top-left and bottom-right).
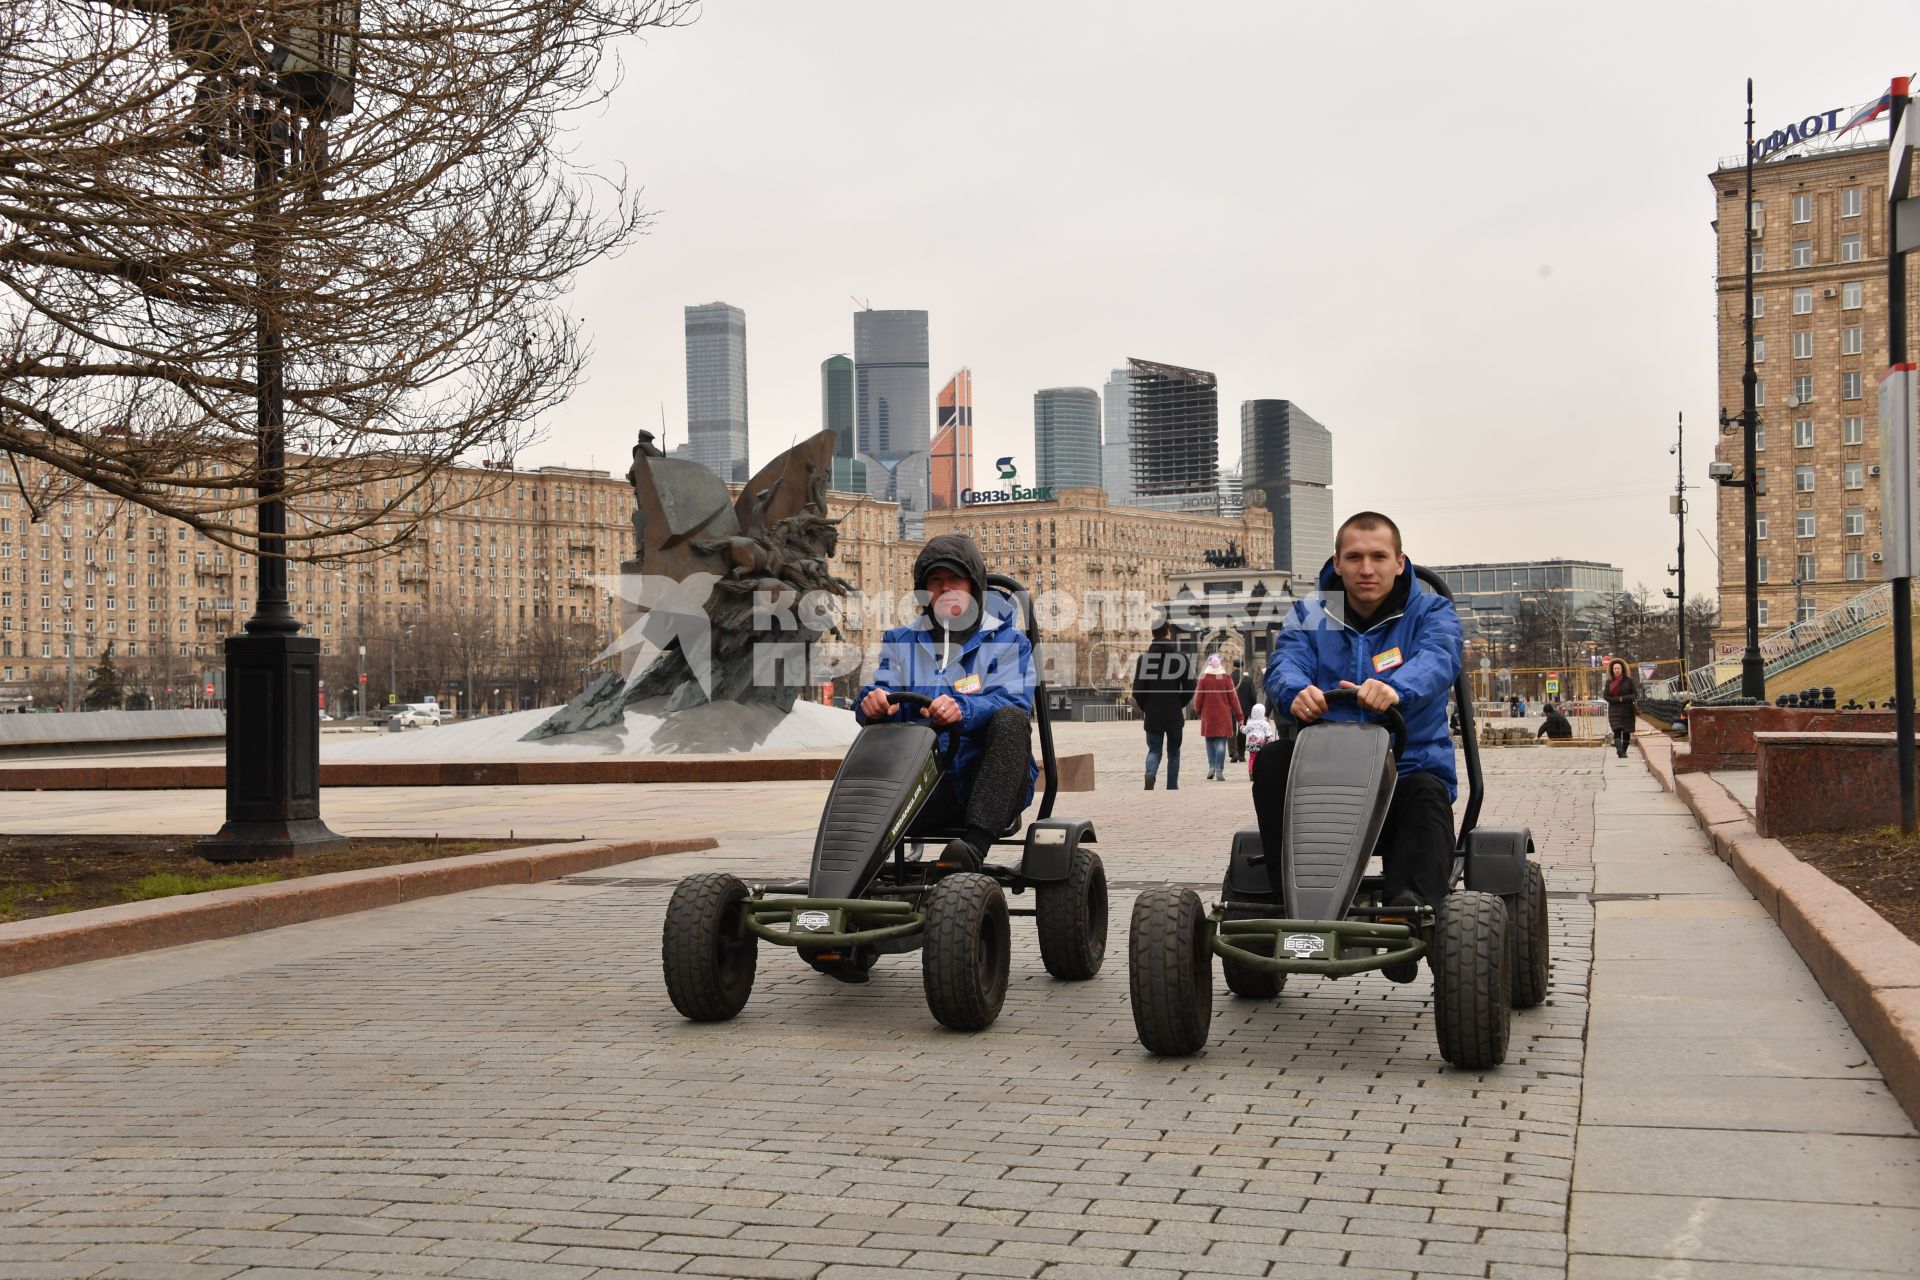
[
  {"x1": 1842, "y1": 326, "x2": 1862, "y2": 356},
  {"x1": 1794, "y1": 419, "x2": 1814, "y2": 447},
  {"x1": 1755, "y1": 379, "x2": 1766, "y2": 406},
  {"x1": 1752, "y1": 246, "x2": 1765, "y2": 273},
  {"x1": 1757, "y1": 512, "x2": 1769, "y2": 539},
  {"x1": 1757, "y1": 555, "x2": 1770, "y2": 583},
  {"x1": 1795, "y1": 554, "x2": 1816, "y2": 584},
  {"x1": 1843, "y1": 281, "x2": 1864, "y2": 309},
  {"x1": 1790, "y1": 374, "x2": 1812, "y2": 403},
  {"x1": 1799, "y1": 597, "x2": 1818, "y2": 623},
  {"x1": 1847, "y1": 552, "x2": 1867, "y2": 580},
  {"x1": 1792, "y1": 287, "x2": 1813, "y2": 314},
  {"x1": 1842, "y1": 507, "x2": 1866, "y2": 536},
  {"x1": 1843, "y1": 371, "x2": 1864, "y2": 400},
  {"x1": 1842, "y1": 187, "x2": 1862, "y2": 218},
  {"x1": 1795, "y1": 464, "x2": 1815, "y2": 492},
  {"x1": 1841, "y1": 234, "x2": 1862, "y2": 263},
  {"x1": 1791, "y1": 240, "x2": 1813, "y2": 268},
  {"x1": 1750, "y1": 199, "x2": 1765, "y2": 231},
  {"x1": 1753, "y1": 293, "x2": 1766, "y2": 318},
  {"x1": 1844, "y1": 416, "x2": 1865, "y2": 445},
  {"x1": 1752, "y1": 336, "x2": 1767, "y2": 363},
  {"x1": 1845, "y1": 461, "x2": 1865, "y2": 489},
  {"x1": 1792, "y1": 331, "x2": 1813, "y2": 359},
  {"x1": 1797, "y1": 511, "x2": 1816, "y2": 538},
  {"x1": 1754, "y1": 424, "x2": 1767, "y2": 451},
  {"x1": 1792, "y1": 193, "x2": 1812, "y2": 223}
]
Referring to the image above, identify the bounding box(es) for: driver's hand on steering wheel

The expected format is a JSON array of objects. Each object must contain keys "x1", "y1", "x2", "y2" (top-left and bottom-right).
[
  {"x1": 1340, "y1": 678, "x2": 1401, "y2": 712},
  {"x1": 924, "y1": 694, "x2": 962, "y2": 728},
  {"x1": 1291, "y1": 684, "x2": 1328, "y2": 724},
  {"x1": 859, "y1": 688, "x2": 894, "y2": 720}
]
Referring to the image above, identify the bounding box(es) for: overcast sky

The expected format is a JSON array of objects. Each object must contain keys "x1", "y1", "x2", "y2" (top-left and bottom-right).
[{"x1": 529, "y1": 0, "x2": 1920, "y2": 594}]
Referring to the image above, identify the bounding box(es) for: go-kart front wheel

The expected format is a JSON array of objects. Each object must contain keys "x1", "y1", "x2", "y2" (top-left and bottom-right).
[
  {"x1": 662, "y1": 872, "x2": 758, "y2": 1022},
  {"x1": 1507, "y1": 860, "x2": 1549, "y2": 1009},
  {"x1": 1129, "y1": 886, "x2": 1213, "y2": 1055},
  {"x1": 1431, "y1": 890, "x2": 1512, "y2": 1069},
  {"x1": 1036, "y1": 846, "x2": 1108, "y2": 980},
  {"x1": 922, "y1": 873, "x2": 1010, "y2": 1030}
]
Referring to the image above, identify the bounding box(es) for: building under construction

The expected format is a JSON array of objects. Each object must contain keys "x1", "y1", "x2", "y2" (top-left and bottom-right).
[{"x1": 1126, "y1": 357, "x2": 1219, "y2": 513}]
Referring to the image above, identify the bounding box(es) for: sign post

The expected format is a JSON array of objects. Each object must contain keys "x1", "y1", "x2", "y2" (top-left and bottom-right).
[{"x1": 1887, "y1": 77, "x2": 1915, "y2": 834}]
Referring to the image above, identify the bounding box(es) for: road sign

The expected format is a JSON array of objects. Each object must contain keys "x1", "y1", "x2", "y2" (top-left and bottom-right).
[
  {"x1": 1545, "y1": 678, "x2": 1561, "y2": 695},
  {"x1": 358, "y1": 673, "x2": 367, "y2": 684},
  {"x1": 204, "y1": 683, "x2": 214, "y2": 696},
  {"x1": 1479, "y1": 657, "x2": 1491, "y2": 670}
]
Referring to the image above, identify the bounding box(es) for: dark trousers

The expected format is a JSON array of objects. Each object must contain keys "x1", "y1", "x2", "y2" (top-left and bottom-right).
[
  {"x1": 1144, "y1": 718, "x2": 1183, "y2": 787},
  {"x1": 1249, "y1": 737, "x2": 1455, "y2": 907},
  {"x1": 1228, "y1": 725, "x2": 1246, "y2": 762},
  {"x1": 908, "y1": 706, "x2": 1032, "y2": 848}
]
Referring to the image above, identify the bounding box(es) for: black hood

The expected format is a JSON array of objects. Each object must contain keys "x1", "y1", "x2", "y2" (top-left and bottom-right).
[{"x1": 914, "y1": 533, "x2": 989, "y2": 634}]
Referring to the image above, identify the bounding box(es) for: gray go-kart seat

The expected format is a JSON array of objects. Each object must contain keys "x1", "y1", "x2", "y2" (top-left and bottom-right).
[
  {"x1": 1279, "y1": 719, "x2": 1397, "y2": 921},
  {"x1": 810, "y1": 722, "x2": 940, "y2": 900}
]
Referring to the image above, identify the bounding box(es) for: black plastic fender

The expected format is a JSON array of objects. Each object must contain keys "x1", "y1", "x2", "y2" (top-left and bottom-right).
[
  {"x1": 1464, "y1": 826, "x2": 1532, "y2": 898},
  {"x1": 1019, "y1": 818, "x2": 1095, "y2": 883},
  {"x1": 1225, "y1": 826, "x2": 1270, "y2": 899}
]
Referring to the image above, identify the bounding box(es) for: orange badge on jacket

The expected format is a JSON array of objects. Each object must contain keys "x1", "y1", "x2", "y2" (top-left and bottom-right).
[
  {"x1": 1372, "y1": 648, "x2": 1404, "y2": 673},
  {"x1": 953, "y1": 674, "x2": 983, "y2": 694}
]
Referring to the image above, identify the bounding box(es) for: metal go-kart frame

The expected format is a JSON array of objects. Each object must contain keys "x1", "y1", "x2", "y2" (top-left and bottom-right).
[
  {"x1": 1129, "y1": 565, "x2": 1550, "y2": 1070},
  {"x1": 663, "y1": 574, "x2": 1108, "y2": 1033}
]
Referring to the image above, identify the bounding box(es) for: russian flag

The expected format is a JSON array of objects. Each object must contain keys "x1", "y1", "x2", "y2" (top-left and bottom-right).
[{"x1": 1837, "y1": 91, "x2": 1891, "y2": 137}]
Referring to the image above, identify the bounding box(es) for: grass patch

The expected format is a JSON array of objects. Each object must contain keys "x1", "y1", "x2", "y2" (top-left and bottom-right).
[
  {"x1": 126, "y1": 871, "x2": 286, "y2": 900},
  {"x1": 0, "y1": 882, "x2": 74, "y2": 922}
]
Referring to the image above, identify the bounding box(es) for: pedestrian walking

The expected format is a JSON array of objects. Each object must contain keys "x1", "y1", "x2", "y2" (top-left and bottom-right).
[
  {"x1": 1243, "y1": 702, "x2": 1278, "y2": 776},
  {"x1": 1603, "y1": 658, "x2": 1638, "y2": 758},
  {"x1": 1195, "y1": 653, "x2": 1244, "y2": 780},
  {"x1": 1131, "y1": 618, "x2": 1196, "y2": 790},
  {"x1": 1229, "y1": 661, "x2": 1256, "y2": 762}
]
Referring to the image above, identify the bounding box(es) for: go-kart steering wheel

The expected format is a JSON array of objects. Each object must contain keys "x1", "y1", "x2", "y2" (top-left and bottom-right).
[
  {"x1": 1320, "y1": 687, "x2": 1408, "y2": 759},
  {"x1": 880, "y1": 690, "x2": 937, "y2": 721}
]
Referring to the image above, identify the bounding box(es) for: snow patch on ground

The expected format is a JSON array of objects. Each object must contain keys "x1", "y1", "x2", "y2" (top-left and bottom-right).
[{"x1": 323, "y1": 698, "x2": 859, "y2": 762}]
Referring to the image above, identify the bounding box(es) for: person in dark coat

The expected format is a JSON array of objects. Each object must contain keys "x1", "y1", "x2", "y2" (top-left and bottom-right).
[
  {"x1": 1228, "y1": 661, "x2": 1256, "y2": 761},
  {"x1": 1602, "y1": 659, "x2": 1638, "y2": 758},
  {"x1": 1131, "y1": 619, "x2": 1196, "y2": 790},
  {"x1": 1537, "y1": 703, "x2": 1573, "y2": 740}
]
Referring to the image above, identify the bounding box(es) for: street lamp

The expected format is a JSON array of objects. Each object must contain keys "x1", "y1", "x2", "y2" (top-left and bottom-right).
[
  {"x1": 1713, "y1": 78, "x2": 1766, "y2": 705},
  {"x1": 188, "y1": 4, "x2": 360, "y2": 860}
]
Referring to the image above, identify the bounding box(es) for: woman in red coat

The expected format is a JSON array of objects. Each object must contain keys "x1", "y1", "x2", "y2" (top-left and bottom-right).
[{"x1": 1195, "y1": 654, "x2": 1245, "y2": 780}]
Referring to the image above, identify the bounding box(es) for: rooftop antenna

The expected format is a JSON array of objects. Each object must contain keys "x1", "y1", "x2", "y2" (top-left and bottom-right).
[{"x1": 851, "y1": 296, "x2": 870, "y2": 311}]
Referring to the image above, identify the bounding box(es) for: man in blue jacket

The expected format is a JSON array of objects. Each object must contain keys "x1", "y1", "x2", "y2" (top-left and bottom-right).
[
  {"x1": 1255, "y1": 512, "x2": 1462, "y2": 978},
  {"x1": 857, "y1": 534, "x2": 1038, "y2": 870}
]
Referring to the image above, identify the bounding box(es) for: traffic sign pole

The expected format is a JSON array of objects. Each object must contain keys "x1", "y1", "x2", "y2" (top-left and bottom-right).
[{"x1": 1889, "y1": 78, "x2": 1916, "y2": 835}]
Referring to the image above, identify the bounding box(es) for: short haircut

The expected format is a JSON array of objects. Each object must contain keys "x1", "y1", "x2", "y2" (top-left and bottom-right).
[{"x1": 1336, "y1": 511, "x2": 1403, "y2": 555}]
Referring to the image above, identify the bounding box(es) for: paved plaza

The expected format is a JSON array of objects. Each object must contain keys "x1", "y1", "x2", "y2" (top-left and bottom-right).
[{"x1": 0, "y1": 722, "x2": 1916, "y2": 1278}]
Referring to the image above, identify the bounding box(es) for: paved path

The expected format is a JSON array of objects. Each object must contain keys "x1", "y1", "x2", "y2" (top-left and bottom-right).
[{"x1": 0, "y1": 724, "x2": 1914, "y2": 1277}]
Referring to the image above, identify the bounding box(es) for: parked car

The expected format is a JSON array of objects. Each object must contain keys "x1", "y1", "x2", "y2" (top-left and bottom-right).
[{"x1": 393, "y1": 703, "x2": 441, "y2": 728}]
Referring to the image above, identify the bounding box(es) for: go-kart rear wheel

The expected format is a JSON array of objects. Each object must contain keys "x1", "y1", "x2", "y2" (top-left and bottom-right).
[
  {"x1": 1431, "y1": 890, "x2": 1512, "y2": 1070},
  {"x1": 1219, "y1": 878, "x2": 1287, "y2": 1000},
  {"x1": 1507, "y1": 860, "x2": 1549, "y2": 1009},
  {"x1": 662, "y1": 872, "x2": 758, "y2": 1022},
  {"x1": 922, "y1": 873, "x2": 1010, "y2": 1030},
  {"x1": 1036, "y1": 847, "x2": 1108, "y2": 980},
  {"x1": 1129, "y1": 886, "x2": 1213, "y2": 1055}
]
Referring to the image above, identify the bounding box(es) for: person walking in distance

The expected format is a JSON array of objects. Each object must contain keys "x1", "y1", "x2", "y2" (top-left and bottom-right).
[
  {"x1": 1131, "y1": 617, "x2": 1196, "y2": 790},
  {"x1": 1228, "y1": 661, "x2": 1256, "y2": 762},
  {"x1": 1603, "y1": 658, "x2": 1639, "y2": 758},
  {"x1": 1195, "y1": 653, "x2": 1245, "y2": 780}
]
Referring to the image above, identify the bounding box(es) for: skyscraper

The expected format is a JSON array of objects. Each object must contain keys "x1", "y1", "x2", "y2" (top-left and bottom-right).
[
  {"x1": 1241, "y1": 400, "x2": 1333, "y2": 574},
  {"x1": 821, "y1": 354, "x2": 865, "y2": 493},
  {"x1": 932, "y1": 369, "x2": 973, "y2": 509},
  {"x1": 1102, "y1": 367, "x2": 1132, "y2": 505},
  {"x1": 684, "y1": 302, "x2": 749, "y2": 482},
  {"x1": 1033, "y1": 387, "x2": 1103, "y2": 491},
  {"x1": 854, "y1": 308, "x2": 931, "y2": 528},
  {"x1": 1126, "y1": 357, "x2": 1219, "y2": 513},
  {"x1": 1218, "y1": 465, "x2": 1243, "y2": 519}
]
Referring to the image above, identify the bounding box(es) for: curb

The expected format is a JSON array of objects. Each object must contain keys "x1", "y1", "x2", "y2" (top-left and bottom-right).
[
  {"x1": 1641, "y1": 739, "x2": 1920, "y2": 1127},
  {"x1": 0, "y1": 835, "x2": 718, "y2": 980}
]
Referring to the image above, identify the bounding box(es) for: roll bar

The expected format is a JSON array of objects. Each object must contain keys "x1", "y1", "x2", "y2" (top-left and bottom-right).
[
  {"x1": 985, "y1": 573, "x2": 1058, "y2": 821},
  {"x1": 1411, "y1": 565, "x2": 1483, "y2": 845}
]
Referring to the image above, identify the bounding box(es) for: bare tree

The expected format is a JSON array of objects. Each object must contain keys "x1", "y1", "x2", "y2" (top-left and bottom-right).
[{"x1": 2, "y1": 0, "x2": 693, "y2": 557}]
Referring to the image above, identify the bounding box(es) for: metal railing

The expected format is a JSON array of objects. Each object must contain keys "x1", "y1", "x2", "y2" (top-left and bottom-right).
[{"x1": 1646, "y1": 582, "x2": 1892, "y2": 702}]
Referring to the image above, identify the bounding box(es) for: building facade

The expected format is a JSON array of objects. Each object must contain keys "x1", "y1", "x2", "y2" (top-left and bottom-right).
[
  {"x1": 932, "y1": 369, "x2": 974, "y2": 509},
  {"x1": 854, "y1": 308, "x2": 931, "y2": 528},
  {"x1": 923, "y1": 487, "x2": 1272, "y2": 687},
  {"x1": 1432, "y1": 559, "x2": 1626, "y2": 645},
  {"x1": 684, "y1": 301, "x2": 749, "y2": 482},
  {"x1": 1709, "y1": 122, "x2": 1920, "y2": 647},
  {"x1": 1033, "y1": 386, "x2": 1103, "y2": 491},
  {"x1": 1240, "y1": 399, "x2": 1334, "y2": 575},
  {"x1": 1101, "y1": 366, "x2": 1132, "y2": 506},
  {"x1": 821, "y1": 354, "x2": 866, "y2": 494},
  {"x1": 1126, "y1": 356, "x2": 1219, "y2": 513}
]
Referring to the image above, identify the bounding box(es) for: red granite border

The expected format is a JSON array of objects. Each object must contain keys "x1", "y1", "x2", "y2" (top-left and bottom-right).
[
  {"x1": 0, "y1": 835, "x2": 717, "y2": 979},
  {"x1": 0, "y1": 752, "x2": 1099, "y2": 791},
  {"x1": 1649, "y1": 748, "x2": 1920, "y2": 1127}
]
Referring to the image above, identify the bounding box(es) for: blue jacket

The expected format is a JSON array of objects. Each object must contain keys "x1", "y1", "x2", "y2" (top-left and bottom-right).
[
  {"x1": 1264, "y1": 558, "x2": 1463, "y2": 797},
  {"x1": 855, "y1": 599, "x2": 1038, "y2": 808}
]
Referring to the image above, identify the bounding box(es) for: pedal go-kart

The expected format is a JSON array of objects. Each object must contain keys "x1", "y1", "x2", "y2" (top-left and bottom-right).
[
  {"x1": 1128, "y1": 568, "x2": 1548, "y2": 1070},
  {"x1": 663, "y1": 575, "x2": 1107, "y2": 1032}
]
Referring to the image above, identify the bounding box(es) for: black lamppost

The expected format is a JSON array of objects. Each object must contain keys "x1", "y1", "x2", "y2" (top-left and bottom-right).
[
  {"x1": 175, "y1": 5, "x2": 361, "y2": 860},
  {"x1": 1717, "y1": 79, "x2": 1767, "y2": 704}
]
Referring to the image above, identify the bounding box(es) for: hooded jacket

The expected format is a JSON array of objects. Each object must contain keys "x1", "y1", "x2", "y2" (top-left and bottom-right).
[
  {"x1": 1130, "y1": 635, "x2": 1196, "y2": 732},
  {"x1": 854, "y1": 534, "x2": 1038, "y2": 806},
  {"x1": 1264, "y1": 556, "x2": 1463, "y2": 796}
]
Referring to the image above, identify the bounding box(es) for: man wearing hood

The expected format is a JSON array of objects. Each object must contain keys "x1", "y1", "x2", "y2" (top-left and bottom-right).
[
  {"x1": 856, "y1": 534, "x2": 1039, "y2": 869},
  {"x1": 1255, "y1": 511, "x2": 1463, "y2": 981},
  {"x1": 1131, "y1": 616, "x2": 1196, "y2": 789}
]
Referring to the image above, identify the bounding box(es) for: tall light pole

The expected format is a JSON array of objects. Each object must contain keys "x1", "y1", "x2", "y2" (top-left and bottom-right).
[
  {"x1": 1665, "y1": 412, "x2": 1688, "y2": 674},
  {"x1": 194, "y1": 5, "x2": 359, "y2": 860},
  {"x1": 1885, "y1": 76, "x2": 1916, "y2": 832}
]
